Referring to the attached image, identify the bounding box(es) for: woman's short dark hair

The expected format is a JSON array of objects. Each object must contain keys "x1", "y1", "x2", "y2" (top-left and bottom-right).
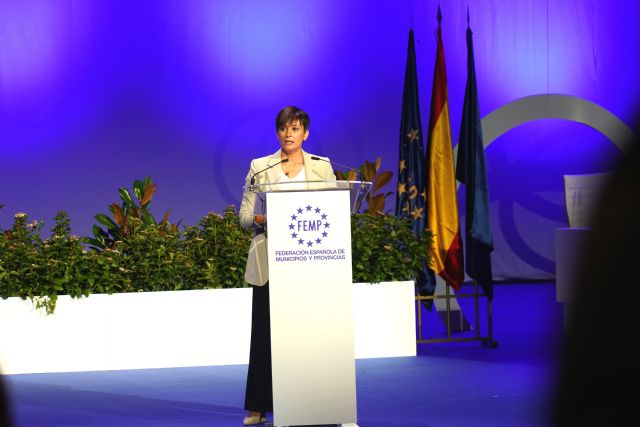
[{"x1": 275, "y1": 106, "x2": 310, "y2": 131}]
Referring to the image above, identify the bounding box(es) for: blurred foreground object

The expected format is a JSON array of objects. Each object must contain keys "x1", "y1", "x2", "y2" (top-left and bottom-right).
[{"x1": 553, "y1": 141, "x2": 640, "y2": 426}]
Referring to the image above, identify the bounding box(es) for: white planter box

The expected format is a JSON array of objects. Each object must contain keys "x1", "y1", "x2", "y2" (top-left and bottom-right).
[{"x1": 0, "y1": 281, "x2": 415, "y2": 374}]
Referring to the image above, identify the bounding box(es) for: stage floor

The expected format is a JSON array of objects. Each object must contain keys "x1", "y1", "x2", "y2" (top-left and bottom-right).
[{"x1": 4, "y1": 282, "x2": 564, "y2": 427}]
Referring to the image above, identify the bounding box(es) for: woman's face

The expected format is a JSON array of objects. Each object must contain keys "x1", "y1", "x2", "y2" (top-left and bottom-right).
[{"x1": 277, "y1": 120, "x2": 308, "y2": 155}]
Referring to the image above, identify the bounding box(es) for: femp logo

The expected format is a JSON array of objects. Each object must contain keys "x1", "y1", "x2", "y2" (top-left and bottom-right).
[
  {"x1": 289, "y1": 204, "x2": 329, "y2": 247},
  {"x1": 274, "y1": 202, "x2": 346, "y2": 263}
]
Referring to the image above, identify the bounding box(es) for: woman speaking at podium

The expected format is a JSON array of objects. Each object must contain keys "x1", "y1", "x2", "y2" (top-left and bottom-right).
[{"x1": 238, "y1": 106, "x2": 336, "y2": 425}]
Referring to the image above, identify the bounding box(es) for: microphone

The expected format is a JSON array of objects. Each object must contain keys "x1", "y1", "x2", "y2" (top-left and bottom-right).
[
  {"x1": 250, "y1": 158, "x2": 289, "y2": 186},
  {"x1": 312, "y1": 156, "x2": 371, "y2": 213},
  {"x1": 310, "y1": 156, "x2": 363, "y2": 180}
]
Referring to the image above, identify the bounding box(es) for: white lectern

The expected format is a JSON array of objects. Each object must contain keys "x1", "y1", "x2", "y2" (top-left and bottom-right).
[{"x1": 250, "y1": 180, "x2": 370, "y2": 427}]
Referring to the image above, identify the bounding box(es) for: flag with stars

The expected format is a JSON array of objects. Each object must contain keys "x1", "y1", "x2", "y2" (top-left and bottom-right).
[
  {"x1": 395, "y1": 28, "x2": 435, "y2": 304},
  {"x1": 425, "y1": 7, "x2": 464, "y2": 291}
]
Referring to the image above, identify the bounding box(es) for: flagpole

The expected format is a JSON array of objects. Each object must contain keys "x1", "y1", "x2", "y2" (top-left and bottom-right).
[{"x1": 415, "y1": 6, "x2": 498, "y2": 348}]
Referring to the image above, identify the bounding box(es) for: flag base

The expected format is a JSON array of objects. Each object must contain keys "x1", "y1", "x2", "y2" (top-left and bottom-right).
[
  {"x1": 415, "y1": 278, "x2": 497, "y2": 346},
  {"x1": 434, "y1": 279, "x2": 473, "y2": 332}
]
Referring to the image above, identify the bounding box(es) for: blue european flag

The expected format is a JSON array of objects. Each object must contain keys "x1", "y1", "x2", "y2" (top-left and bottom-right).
[{"x1": 395, "y1": 29, "x2": 436, "y2": 308}]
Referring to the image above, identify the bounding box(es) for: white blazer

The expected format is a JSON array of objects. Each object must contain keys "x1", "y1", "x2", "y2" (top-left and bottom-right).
[{"x1": 239, "y1": 149, "x2": 337, "y2": 286}]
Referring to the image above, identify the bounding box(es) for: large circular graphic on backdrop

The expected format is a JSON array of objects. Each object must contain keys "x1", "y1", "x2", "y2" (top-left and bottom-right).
[
  {"x1": 478, "y1": 94, "x2": 636, "y2": 274},
  {"x1": 482, "y1": 94, "x2": 636, "y2": 151}
]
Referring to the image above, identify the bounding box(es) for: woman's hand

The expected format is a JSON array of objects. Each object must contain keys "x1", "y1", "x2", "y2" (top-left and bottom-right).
[{"x1": 254, "y1": 215, "x2": 266, "y2": 226}]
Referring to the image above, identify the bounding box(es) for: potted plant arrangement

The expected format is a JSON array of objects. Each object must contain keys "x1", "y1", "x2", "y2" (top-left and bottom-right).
[{"x1": 0, "y1": 169, "x2": 431, "y2": 374}]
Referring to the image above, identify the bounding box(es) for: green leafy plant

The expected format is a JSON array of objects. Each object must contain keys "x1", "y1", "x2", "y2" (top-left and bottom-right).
[
  {"x1": 88, "y1": 176, "x2": 179, "y2": 250},
  {"x1": 351, "y1": 213, "x2": 432, "y2": 283},
  {"x1": 335, "y1": 158, "x2": 394, "y2": 215},
  {"x1": 0, "y1": 171, "x2": 431, "y2": 315},
  {"x1": 182, "y1": 206, "x2": 253, "y2": 289},
  {"x1": 0, "y1": 211, "x2": 89, "y2": 313},
  {"x1": 0, "y1": 205, "x2": 254, "y2": 314},
  {"x1": 0, "y1": 212, "x2": 44, "y2": 304},
  {"x1": 36, "y1": 212, "x2": 88, "y2": 311}
]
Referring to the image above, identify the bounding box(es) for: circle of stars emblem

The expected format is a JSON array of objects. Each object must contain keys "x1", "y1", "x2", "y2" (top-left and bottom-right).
[{"x1": 288, "y1": 204, "x2": 330, "y2": 247}]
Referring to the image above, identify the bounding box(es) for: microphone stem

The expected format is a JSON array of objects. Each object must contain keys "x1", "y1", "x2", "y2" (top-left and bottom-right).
[{"x1": 250, "y1": 158, "x2": 289, "y2": 187}]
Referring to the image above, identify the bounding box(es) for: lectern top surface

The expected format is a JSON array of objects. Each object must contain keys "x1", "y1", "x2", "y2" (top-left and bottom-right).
[{"x1": 248, "y1": 180, "x2": 371, "y2": 193}]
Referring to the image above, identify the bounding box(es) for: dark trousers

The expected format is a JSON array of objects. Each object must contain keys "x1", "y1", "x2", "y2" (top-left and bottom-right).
[{"x1": 244, "y1": 284, "x2": 273, "y2": 413}]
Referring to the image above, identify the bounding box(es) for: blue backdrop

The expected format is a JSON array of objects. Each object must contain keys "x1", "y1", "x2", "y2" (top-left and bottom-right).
[{"x1": 1, "y1": 0, "x2": 638, "y2": 279}]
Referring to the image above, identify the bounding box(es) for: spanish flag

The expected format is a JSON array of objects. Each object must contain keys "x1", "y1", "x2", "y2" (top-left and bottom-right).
[{"x1": 425, "y1": 7, "x2": 464, "y2": 291}]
